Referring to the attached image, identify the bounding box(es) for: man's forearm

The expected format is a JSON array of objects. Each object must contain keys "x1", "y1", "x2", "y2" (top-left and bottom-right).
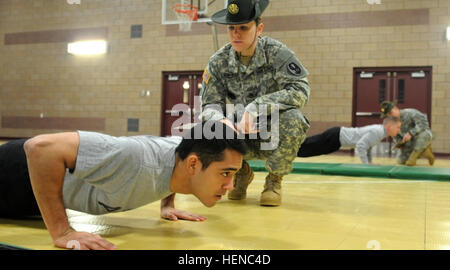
[
  {"x1": 24, "y1": 133, "x2": 78, "y2": 241},
  {"x1": 32, "y1": 187, "x2": 72, "y2": 240},
  {"x1": 359, "y1": 151, "x2": 370, "y2": 164}
]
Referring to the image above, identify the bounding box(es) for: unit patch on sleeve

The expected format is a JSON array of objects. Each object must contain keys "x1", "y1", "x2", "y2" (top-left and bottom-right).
[
  {"x1": 202, "y1": 68, "x2": 211, "y2": 84},
  {"x1": 287, "y1": 62, "x2": 302, "y2": 76}
]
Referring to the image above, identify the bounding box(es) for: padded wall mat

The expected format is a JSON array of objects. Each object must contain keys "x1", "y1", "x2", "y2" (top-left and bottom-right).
[{"x1": 248, "y1": 161, "x2": 450, "y2": 181}]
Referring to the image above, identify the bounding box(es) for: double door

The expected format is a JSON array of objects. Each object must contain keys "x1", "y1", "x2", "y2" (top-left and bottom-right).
[
  {"x1": 352, "y1": 66, "x2": 432, "y2": 156},
  {"x1": 161, "y1": 71, "x2": 203, "y2": 137}
]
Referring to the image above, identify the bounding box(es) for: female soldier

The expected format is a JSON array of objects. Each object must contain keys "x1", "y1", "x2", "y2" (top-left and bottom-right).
[{"x1": 200, "y1": 0, "x2": 311, "y2": 206}]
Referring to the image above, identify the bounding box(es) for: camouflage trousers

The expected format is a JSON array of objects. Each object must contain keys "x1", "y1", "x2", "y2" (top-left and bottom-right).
[
  {"x1": 243, "y1": 108, "x2": 309, "y2": 177},
  {"x1": 397, "y1": 129, "x2": 433, "y2": 164}
]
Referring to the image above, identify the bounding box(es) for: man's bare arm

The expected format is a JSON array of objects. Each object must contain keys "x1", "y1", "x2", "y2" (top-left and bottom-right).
[{"x1": 24, "y1": 132, "x2": 115, "y2": 250}]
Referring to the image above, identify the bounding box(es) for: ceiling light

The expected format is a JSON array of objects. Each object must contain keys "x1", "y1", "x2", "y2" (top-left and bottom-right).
[{"x1": 68, "y1": 40, "x2": 107, "y2": 55}]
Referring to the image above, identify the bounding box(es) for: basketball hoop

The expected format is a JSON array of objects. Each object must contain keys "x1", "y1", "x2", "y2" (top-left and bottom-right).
[{"x1": 172, "y1": 4, "x2": 198, "y2": 32}]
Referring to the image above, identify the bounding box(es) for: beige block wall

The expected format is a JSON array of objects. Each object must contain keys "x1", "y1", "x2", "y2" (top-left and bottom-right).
[{"x1": 0, "y1": 0, "x2": 449, "y2": 152}]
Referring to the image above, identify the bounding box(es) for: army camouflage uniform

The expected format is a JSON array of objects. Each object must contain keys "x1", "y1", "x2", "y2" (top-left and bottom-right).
[
  {"x1": 200, "y1": 36, "x2": 310, "y2": 177},
  {"x1": 393, "y1": 109, "x2": 433, "y2": 164}
]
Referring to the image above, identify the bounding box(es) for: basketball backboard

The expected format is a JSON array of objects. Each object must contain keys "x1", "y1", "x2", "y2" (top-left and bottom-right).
[{"x1": 162, "y1": 0, "x2": 227, "y2": 25}]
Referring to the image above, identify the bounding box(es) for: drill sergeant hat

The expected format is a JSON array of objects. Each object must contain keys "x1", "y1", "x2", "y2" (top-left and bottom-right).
[
  {"x1": 211, "y1": 0, "x2": 269, "y2": 25},
  {"x1": 380, "y1": 100, "x2": 396, "y2": 118}
]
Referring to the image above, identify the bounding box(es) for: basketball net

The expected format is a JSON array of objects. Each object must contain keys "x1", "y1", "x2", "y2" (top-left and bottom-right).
[{"x1": 172, "y1": 4, "x2": 198, "y2": 32}]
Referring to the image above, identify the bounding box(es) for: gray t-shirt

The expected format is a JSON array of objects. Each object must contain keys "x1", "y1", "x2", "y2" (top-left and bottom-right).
[
  {"x1": 62, "y1": 131, "x2": 182, "y2": 215},
  {"x1": 339, "y1": 124, "x2": 387, "y2": 164}
]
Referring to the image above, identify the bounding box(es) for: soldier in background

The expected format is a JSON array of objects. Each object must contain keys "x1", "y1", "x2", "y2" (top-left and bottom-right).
[
  {"x1": 200, "y1": 0, "x2": 310, "y2": 206},
  {"x1": 297, "y1": 116, "x2": 402, "y2": 164},
  {"x1": 380, "y1": 101, "x2": 435, "y2": 166}
]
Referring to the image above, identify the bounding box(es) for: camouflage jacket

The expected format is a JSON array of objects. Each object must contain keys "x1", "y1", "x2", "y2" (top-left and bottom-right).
[
  {"x1": 394, "y1": 108, "x2": 431, "y2": 143},
  {"x1": 200, "y1": 36, "x2": 310, "y2": 122}
]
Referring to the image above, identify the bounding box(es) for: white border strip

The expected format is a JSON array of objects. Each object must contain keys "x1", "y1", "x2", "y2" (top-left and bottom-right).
[{"x1": 253, "y1": 180, "x2": 434, "y2": 184}]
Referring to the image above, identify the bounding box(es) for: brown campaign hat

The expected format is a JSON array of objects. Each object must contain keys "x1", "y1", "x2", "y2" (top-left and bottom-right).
[
  {"x1": 211, "y1": 0, "x2": 269, "y2": 25},
  {"x1": 380, "y1": 100, "x2": 396, "y2": 118}
]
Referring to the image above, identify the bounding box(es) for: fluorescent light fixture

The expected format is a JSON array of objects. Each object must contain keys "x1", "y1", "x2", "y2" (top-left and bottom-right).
[
  {"x1": 447, "y1": 27, "x2": 450, "y2": 41},
  {"x1": 67, "y1": 40, "x2": 107, "y2": 55}
]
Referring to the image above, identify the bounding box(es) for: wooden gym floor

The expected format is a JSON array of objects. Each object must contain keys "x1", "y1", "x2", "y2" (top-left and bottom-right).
[{"x1": 1, "y1": 153, "x2": 450, "y2": 250}]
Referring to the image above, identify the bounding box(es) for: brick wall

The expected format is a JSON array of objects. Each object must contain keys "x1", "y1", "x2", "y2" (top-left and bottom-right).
[{"x1": 0, "y1": 0, "x2": 449, "y2": 152}]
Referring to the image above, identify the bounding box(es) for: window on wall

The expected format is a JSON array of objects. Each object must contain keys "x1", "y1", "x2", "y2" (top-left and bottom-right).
[
  {"x1": 378, "y1": 79, "x2": 386, "y2": 103},
  {"x1": 397, "y1": 79, "x2": 405, "y2": 104}
]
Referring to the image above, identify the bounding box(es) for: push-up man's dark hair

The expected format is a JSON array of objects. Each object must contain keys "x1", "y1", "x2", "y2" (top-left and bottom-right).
[{"x1": 175, "y1": 121, "x2": 247, "y2": 170}]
